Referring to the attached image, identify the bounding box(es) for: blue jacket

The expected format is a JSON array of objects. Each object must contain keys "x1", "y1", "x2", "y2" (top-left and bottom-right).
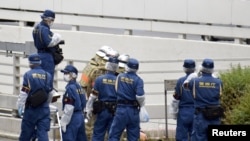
[
  {"x1": 116, "y1": 72, "x2": 144, "y2": 101},
  {"x1": 188, "y1": 73, "x2": 223, "y2": 108},
  {"x1": 62, "y1": 80, "x2": 86, "y2": 111}
]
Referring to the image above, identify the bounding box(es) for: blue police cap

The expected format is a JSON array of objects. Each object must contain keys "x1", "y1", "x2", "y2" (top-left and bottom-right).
[
  {"x1": 127, "y1": 58, "x2": 139, "y2": 70},
  {"x1": 41, "y1": 9, "x2": 55, "y2": 19},
  {"x1": 28, "y1": 53, "x2": 41, "y2": 65},
  {"x1": 183, "y1": 59, "x2": 196, "y2": 68},
  {"x1": 202, "y1": 58, "x2": 214, "y2": 69},
  {"x1": 60, "y1": 65, "x2": 78, "y2": 75}
]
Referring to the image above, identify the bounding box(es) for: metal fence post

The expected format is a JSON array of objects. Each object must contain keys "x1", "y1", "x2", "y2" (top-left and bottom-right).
[
  {"x1": 164, "y1": 80, "x2": 169, "y2": 140},
  {"x1": 13, "y1": 54, "x2": 20, "y2": 95}
]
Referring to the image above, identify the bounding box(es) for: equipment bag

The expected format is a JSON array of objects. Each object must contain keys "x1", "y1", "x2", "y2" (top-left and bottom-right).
[
  {"x1": 93, "y1": 100, "x2": 104, "y2": 114},
  {"x1": 202, "y1": 105, "x2": 224, "y2": 120},
  {"x1": 28, "y1": 88, "x2": 48, "y2": 108},
  {"x1": 52, "y1": 45, "x2": 64, "y2": 65}
]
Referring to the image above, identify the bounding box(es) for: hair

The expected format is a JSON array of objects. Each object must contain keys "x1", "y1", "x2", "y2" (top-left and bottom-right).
[{"x1": 183, "y1": 67, "x2": 196, "y2": 74}]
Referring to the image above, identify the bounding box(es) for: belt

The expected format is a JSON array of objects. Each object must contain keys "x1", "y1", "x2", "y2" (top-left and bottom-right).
[{"x1": 117, "y1": 100, "x2": 139, "y2": 106}]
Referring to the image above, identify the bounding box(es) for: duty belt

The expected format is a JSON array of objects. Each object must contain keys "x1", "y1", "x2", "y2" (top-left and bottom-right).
[
  {"x1": 117, "y1": 100, "x2": 139, "y2": 106},
  {"x1": 102, "y1": 101, "x2": 116, "y2": 106}
]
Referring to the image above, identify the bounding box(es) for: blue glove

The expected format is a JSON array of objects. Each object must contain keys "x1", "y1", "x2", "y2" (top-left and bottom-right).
[{"x1": 18, "y1": 106, "x2": 24, "y2": 118}]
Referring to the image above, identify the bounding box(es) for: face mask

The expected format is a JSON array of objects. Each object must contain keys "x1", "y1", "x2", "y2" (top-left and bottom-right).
[
  {"x1": 48, "y1": 21, "x2": 54, "y2": 27},
  {"x1": 63, "y1": 74, "x2": 71, "y2": 82}
]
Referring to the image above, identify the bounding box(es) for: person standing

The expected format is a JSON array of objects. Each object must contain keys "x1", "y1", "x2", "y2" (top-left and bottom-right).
[
  {"x1": 109, "y1": 58, "x2": 145, "y2": 141},
  {"x1": 79, "y1": 46, "x2": 119, "y2": 140},
  {"x1": 116, "y1": 54, "x2": 148, "y2": 141},
  {"x1": 32, "y1": 9, "x2": 63, "y2": 92},
  {"x1": 184, "y1": 58, "x2": 223, "y2": 141},
  {"x1": 172, "y1": 59, "x2": 196, "y2": 141},
  {"x1": 116, "y1": 54, "x2": 130, "y2": 75},
  {"x1": 86, "y1": 57, "x2": 119, "y2": 141},
  {"x1": 16, "y1": 53, "x2": 53, "y2": 141},
  {"x1": 60, "y1": 65, "x2": 88, "y2": 141}
]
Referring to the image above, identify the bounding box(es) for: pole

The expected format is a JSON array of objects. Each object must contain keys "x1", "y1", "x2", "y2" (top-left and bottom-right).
[{"x1": 164, "y1": 80, "x2": 169, "y2": 140}]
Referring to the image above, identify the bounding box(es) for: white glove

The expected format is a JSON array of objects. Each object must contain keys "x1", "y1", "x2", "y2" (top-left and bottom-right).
[
  {"x1": 61, "y1": 121, "x2": 67, "y2": 133},
  {"x1": 18, "y1": 106, "x2": 24, "y2": 118},
  {"x1": 136, "y1": 95, "x2": 145, "y2": 107},
  {"x1": 85, "y1": 94, "x2": 97, "y2": 119},
  {"x1": 170, "y1": 99, "x2": 179, "y2": 119},
  {"x1": 60, "y1": 104, "x2": 74, "y2": 133},
  {"x1": 48, "y1": 33, "x2": 62, "y2": 47},
  {"x1": 86, "y1": 109, "x2": 92, "y2": 120}
]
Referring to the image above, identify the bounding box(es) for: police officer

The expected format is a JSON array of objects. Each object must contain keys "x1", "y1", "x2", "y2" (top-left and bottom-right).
[
  {"x1": 60, "y1": 65, "x2": 88, "y2": 141},
  {"x1": 173, "y1": 59, "x2": 196, "y2": 141},
  {"x1": 86, "y1": 57, "x2": 119, "y2": 141},
  {"x1": 32, "y1": 9, "x2": 63, "y2": 99},
  {"x1": 116, "y1": 54, "x2": 148, "y2": 140},
  {"x1": 16, "y1": 53, "x2": 53, "y2": 141},
  {"x1": 116, "y1": 54, "x2": 130, "y2": 75},
  {"x1": 184, "y1": 58, "x2": 223, "y2": 141},
  {"x1": 109, "y1": 58, "x2": 145, "y2": 141}
]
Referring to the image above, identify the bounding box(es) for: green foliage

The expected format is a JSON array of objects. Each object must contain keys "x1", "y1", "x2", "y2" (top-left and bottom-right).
[
  {"x1": 219, "y1": 64, "x2": 250, "y2": 124},
  {"x1": 228, "y1": 90, "x2": 250, "y2": 124}
]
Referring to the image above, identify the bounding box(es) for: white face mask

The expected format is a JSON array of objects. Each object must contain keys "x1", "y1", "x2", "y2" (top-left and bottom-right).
[
  {"x1": 63, "y1": 74, "x2": 71, "y2": 82},
  {"x1": 48, "y1": 21, "x2": 54, "y2": 27}
]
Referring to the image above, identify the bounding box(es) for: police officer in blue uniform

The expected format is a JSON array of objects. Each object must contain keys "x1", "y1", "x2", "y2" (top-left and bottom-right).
[
  {"x1": 109, "y1": 58, "x2": 145, "y2": 141},
  {"x1": 32, "y1": 9, "x2": 63, "y2": 89},
  {"x1": 184, "y1": 58, "x2": 223, "y2": 141},
  {"x1": 16, "y1": 53, "x2": 53, "y2": 141},
  {"x1": 60, "y1": 65, "x2": 88, "y2": 141},
  {"x1": 86, "y1": 57, "x2": 119, "y2": 141},
  {"x1": 173, "y1": 59, "x2": 196, "y2": 141}
]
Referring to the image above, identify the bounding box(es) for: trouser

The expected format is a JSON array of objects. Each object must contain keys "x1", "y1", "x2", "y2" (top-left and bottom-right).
[
  {"x1": 176, "y1": 107, "x2": 195, "y2": 141},
  {"x1": 38, "y1": 52, "x2": 55, "y2": 85},
  {"x1": 109, "y1": 105, "x2": 140, "y2": 141},
  {"x1": 19, "y1": 107, "x2": 50, "y2": 141},
  {"x1": 191, "y1": 112, "x2": 220, "y2": 141},
  {"x1": 62, "y1": 112, "x2": 87, "y2": 141}
]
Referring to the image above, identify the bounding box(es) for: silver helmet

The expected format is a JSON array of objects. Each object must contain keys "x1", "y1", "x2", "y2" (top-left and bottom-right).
[
  {"x1": 96, "y1": 45, "x2": 113, "y2": 58},
  {"x1": 118, "y1": 54, "x2": 130, "y2": 68}
]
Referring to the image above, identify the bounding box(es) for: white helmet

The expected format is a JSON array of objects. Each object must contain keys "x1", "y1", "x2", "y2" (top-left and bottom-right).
[
  {"x1": 118, "y1": 54, "x2": 130, "y2": 68},
  {"x1": 104, "y1": 49, "x2": 119, "y2": 60},
  {"x1": 96, "y1": 45, "x2": 113, "y2": 58}
]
